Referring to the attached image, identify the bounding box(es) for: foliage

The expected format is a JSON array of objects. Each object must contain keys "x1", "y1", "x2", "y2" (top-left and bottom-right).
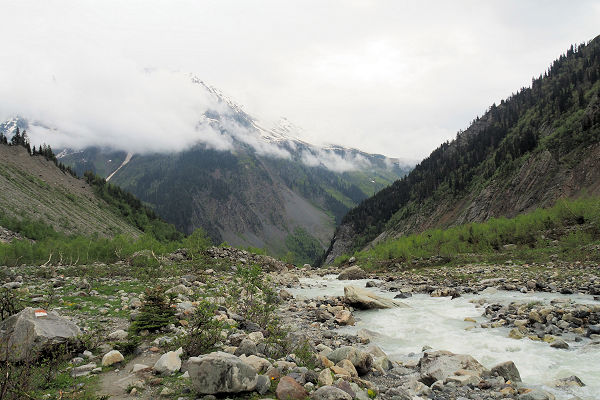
[
  {"x1": 0, "y1": 288, "x2": 23, "y2": 321},
  {"x1": 184, "y1": 299, "x2": 228, "y2": 356},
  {"x1": 83, "y1": 171, "x2": 183, "y2": 242},
  {"x1": 181, "y1": 228, "x2": 213, "y2": 259},
  {"x1": 284, "y1": 227, "x2": 323, "y2": 265},
  {"x1": 335, "y1": 37, "x2": 600, "y2": 256},
  {"x1": 343, "y1": 196, "x2": 600, "y2": 268},
  {"x1": 129, "y1": 286, "x2": 176, "y2": 334}
]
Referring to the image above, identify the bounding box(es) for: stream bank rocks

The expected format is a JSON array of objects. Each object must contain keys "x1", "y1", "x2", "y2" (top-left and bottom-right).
[{"x1": 344, "y1": 286, "x2": 406, "y2": 310}]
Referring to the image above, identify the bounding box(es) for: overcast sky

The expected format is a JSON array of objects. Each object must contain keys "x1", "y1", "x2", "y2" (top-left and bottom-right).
[{"x1": 1, "y1": 1, "x2": 599, "y2": 160}]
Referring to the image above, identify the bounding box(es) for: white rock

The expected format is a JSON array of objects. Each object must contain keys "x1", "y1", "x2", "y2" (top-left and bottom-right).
[
  {"x1": 101, "y1": 350, "x2": 124, "y2": 367},
  {"x1": 153, "y1": 347, "x2": 183, "y2": 375}
]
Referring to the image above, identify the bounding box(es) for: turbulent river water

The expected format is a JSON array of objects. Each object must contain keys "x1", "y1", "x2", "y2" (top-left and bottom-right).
[{"x1": 289, "y1": 275, "x2": 600, "y2": 400}]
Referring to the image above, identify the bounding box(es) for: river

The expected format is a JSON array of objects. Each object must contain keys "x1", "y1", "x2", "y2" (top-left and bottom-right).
[{"x1": 289, "y1": 275, "x2": 600, "y2": 400}]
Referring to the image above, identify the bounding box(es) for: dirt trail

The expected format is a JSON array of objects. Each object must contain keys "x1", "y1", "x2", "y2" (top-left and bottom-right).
[{"x1": 97, "y1": 351, "x2": 160, "y2": 399}]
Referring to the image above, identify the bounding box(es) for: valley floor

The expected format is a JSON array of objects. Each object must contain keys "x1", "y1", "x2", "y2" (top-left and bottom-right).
[{"x1": 1, "y1": 248, "x2": 599, "y2": 400}]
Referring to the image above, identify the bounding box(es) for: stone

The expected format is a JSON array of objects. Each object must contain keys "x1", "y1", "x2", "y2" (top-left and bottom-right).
[
  {"x1": 153, "y1": 347, "x2": 183, "y2": 375},
  {"x1": 239, "y1": 354, "x2": 272, "y2": 373},
  {"x1": 102, "y1": 350, "x2": 124, "y2": 367},
  {"x1": 0, "y1": 308, "x2": 81, "y2": 362},
  {"x1": 418, "y1": 350, "x2": 485, "y2": 386},
  {"x1": 446, "y1": 374, "x2": 481, "y2": 386},
  {"x1": 311, "y1": 386, "x2": 352, "y2": 400},
  {"x1": 552, "y1": 375, "x2": 585, "y2": 387},
  {"x1": 343, "y1": 286, "x2": 406, "y2": 310},
  {"x1": 336, "y1": 359, "x2": 358, "y2": 377},
  {"x1": 550, "y1": 339, "x2": 569, "y2": 349},
  {"x1": 276, "y1": 376, "x2": 307, "y2": 400},
  {"x1": 256, "y1": 375, "x2": 270, "y2": 395},
  {"x1": 188, "y1": 351, "x2": 258, "y2": 394},
  {"x1": 71, "y1": 362, "x2": 97, "y2": 377},
  {"x1": 234, "y1": 339, "x2": 258, "y2": 356},
  {"x1": 334, "y1": 380, "x2": 355, "y2": 398},
  {"x1": 2, "y1": 282, "x2": 21, "y2": 289},
  {"x1": 107, "y1": 329, "x2": 128, "y2": 341},
  {"x1": 490, "y1": 361, "x2": 521, "y2": 382},
  {"x1": 132, "y1": 363, "x2": 150, "y2": 373},
  {"x1": 337, "y1": 266, "x2": 366, "y2": 280},
  {"x1": 372, "y1": 356, "x2": 393, "y2": 371},
  {"x1": 517, "y1": 389, "x2": 556, "y2": 400},
  {"x1": 334, "y1": 310, "x2": 355, "y2": 326},
  {"x1": 327, "y1": 346, "x2": 373, "y2": 375},
  {"x1": 248, "y1": 331, "x2": 265, "y2": 343},
  {"x1": 318, "y1": 368, "x2": 334, "y2": 386}
]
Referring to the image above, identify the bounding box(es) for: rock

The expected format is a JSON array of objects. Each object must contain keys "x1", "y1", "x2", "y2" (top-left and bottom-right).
[
  {"x1": 490, "y1": 361, "x2": 521, "y2": 382},
  {"x1": 336, "y1": 359, "x2": 358, "y2": 377},
  {"x1": 552, "y1": 375, "x2": 585, "y2": 387},
  {"x1": 418, "y1": 350, "x2": 485, "y2": 386},
  {"x1": 248, "y1": 331, "x2": 264, "y2": 343},
  {"x1": 334, "y1": 380, "x2": 355, "y2": 398},
  {"x1": 311, "y1": 386, "x2": 353, "y2": 400},
  {"x1": 153, "y1": 347, "x2": 183, "y2": 375},
  {"x1": 517, "y1": 389, "x2": 556, "y2": 400},
  {"x1": 327, "y1": 346, "x2": 373, "y2": 375},
  {"x1": 276, "y1": 376, "x2": 307, "y2": 400},
  {"x1": 550, "y1": 339, "x2": 569, "y2": 349},
  {"x1": 132, "y1": 363, "x2": 150, "y2": 373},
  {"x1": 372, "y1": 356, "x2": 393, "y2": 371},
  {"x1": 446, "y1": 374, "x2": 481, "y2": 386},
  {"x1": 334, "y1": 310, "x2": 355, "y2": 326},
  {"x1": 108, "y1": 329, "x2": 128, "y2": 341},
  {"x1": 256, "y1": 375, "x2": 270, "y2": 395},
  {"x1": 239, "y1": 354, "x2": 272, "y2": 373},
  {"x1": 188, "y1": 351, "x2": 258, "y2": 394},
  {"x1": 160, "y1": 387, "x2": 174, "y2": 396},
  {"x1": 166, "y1": 284, "x2": 193, "y2": 296},
  {"x1": 0, "y1": 307, "x2": 81, "y2": 362},
  {"x1": 586, "y1": 324, "x2": 600, "y2": 336},
  {"x1": 365, "y1": 344, "x2": 386, "y2": 358},
  {"x1": 509, "y1": 328, "x2": 525, "y2": 339},
  {"x1": 102, "y1": 350, "x2": 124, "y2": 367},
  {"x1": 234, "y1": 339, "x2": 258, "y2": 357},
  {"x1": 2, "y1": 282, "x2": 22, "y2": 289},
  {"x1": 337, "y1": 266, "x2": 367, "y2": 280},
  {"x1": 318, "y1": 368, "x2": 334, "y2": 386},
  {"x1": 343, "y1": 286, "x2": 406, "y2": 310},
  {"x1": 71, "y1": 363, "x2": 97, "y2": 377}
]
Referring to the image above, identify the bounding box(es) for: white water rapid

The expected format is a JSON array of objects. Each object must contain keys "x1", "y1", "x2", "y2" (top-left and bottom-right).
[{"x1": 289, "y1": 275, "x2": 600, "y2": 400}]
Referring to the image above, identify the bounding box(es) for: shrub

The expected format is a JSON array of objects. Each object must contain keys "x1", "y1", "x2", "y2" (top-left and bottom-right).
[
  {"x1": 129, "y1": 286, "x2": 176, "y2": 334},
  {"x1": 184, "y1": 300, "x2": 228, "y2": 356}
]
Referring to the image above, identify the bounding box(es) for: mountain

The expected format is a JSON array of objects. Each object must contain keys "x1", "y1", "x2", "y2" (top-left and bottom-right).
[
  {"x1": 323, "y1": 35, "x2": 600, "y2": 264},
  {"x1": 3, "y1": 79, "x2": 412, "y2": 263},
  {"x1": 0, "y1": 143, "x2": 176, "y2": 240}
]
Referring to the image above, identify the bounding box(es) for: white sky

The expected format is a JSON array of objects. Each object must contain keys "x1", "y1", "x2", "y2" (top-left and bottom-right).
[{"x1": 1, "y1": 1, "x2": 599, "y2": 160}]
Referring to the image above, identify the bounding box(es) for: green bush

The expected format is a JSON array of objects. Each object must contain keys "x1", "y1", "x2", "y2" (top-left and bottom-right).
[
  {"x1": 129, "y1": 286, "x2": 176, "y2": 334},
  {"x1": 184, "y1": 300, "x2": 228, "y2": 356}
]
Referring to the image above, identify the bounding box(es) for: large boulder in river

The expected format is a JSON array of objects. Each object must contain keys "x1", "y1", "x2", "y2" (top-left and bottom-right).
[
  {"x1": 491, "y1": 361, "x2": 521, "y2": 382},
  {"x1": 188, "y1": 351, "x2": 258, "y2": 394},
  {"x1": 337, "y1": 266, "x2": 367, "y2": 280},
  {"x1": 0, "y1": 308, "x2": 80, "y2": 362},
  {"x1": 327, "y1": 346, "x2": 373, "y2": 375},
  {"x1": 418, "y1": 350, "x2": 486, "y2": 386},
  {"x1": 344, "y1": 286, "x2": 406, "y2": 309}
]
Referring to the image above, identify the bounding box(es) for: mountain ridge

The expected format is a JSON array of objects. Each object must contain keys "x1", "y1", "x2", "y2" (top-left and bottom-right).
[{"x1": 323, "y1": 35, "x2": 600, "y2": 264}]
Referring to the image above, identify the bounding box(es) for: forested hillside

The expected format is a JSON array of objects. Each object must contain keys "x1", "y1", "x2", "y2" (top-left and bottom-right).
[{"x1": 323, "y1": 35, "x2": 600, "y2": 264}]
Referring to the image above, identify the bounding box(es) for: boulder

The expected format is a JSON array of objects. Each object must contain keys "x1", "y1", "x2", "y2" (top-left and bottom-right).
[
  {"x1": 108, "y1": 329, "x2": 128, "y2": 341},
  {"x1": 234, "y1": 339, "x2": 258, "y2": 356},
  {"x1": 0, "y1": 308, "x2": 81, "y2": 362},
  {"x1": 153, "y1": 347, "x2": 183, "y2": 375},
  {"x1": 311, "y1": 386, "x2": 353, "y2": 400},
  {"x1": 188, "y1": 351, "x2": 258, "y2": 394},
  {"x1": 490, "y1": 361, "x2": 521, "y2": 382},
  {"x1": 239, "y1": 354, "x2": 272, "y2": 373},
  {"x1": 334, "y1": 310, "x2": 355, "y2": 326},
  {"x1": 318, "y1": 368, "x2": 334, "y2": 386},
  {"x1": 276, "y1": 376, "x2": 308, "y2": 400},
  {"x1": 337, "y1": 266, "x2": 367, "y2": 280},
  {"x1": 418, "y1": 350, "x2": 485, "y2": 386},
  {"x1": 327, "y1": 346, "x2": 373, "y2": 375},
  {"x1": 343, "y1": 286, "x2": 406, "y2": 310},
  {"x1": 517, "y1": 389, "x2": 556, "y2": 400},
  {"x1": 552, "y1": 375, "x2": 585, "y2": 387},
  {"x1": 102, "y1": 350, "x2": 124, "y2": 367}
]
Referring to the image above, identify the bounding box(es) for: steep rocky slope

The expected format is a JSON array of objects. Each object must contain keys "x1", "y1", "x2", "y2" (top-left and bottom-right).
[
  {"x1": 0, "y1": 145, "x2": 141, "y2": 238},
  {"x1": 324, "y1": 36, "x2": 600, "y2": 263}
]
